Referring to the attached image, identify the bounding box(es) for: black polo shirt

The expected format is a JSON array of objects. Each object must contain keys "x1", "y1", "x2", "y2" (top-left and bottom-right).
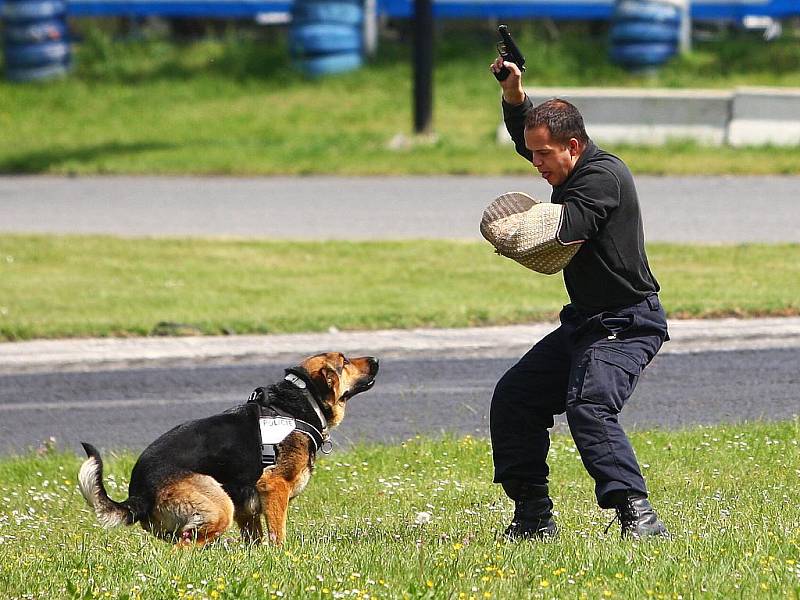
[{"x1": 503, "y1": 97, "x2": 660, "y2": 312}]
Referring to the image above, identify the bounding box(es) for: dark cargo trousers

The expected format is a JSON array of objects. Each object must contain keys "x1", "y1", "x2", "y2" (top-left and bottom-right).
[{"x1": 490, "y1": 294, "x2": 669, "y2": 508}]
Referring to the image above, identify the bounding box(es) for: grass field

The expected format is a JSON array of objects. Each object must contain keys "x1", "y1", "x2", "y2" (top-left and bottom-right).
[
  {"x1": 1, "y1": 235, "x2": 799, "y2": 341},
  {"x1": 0, "y1": 421, "x2": 798, "y2": 599},
  {"x1": 2, "y1": 21, "x2": 799, "y2": 600},
  {"x1": 1, "y1": 23, "x2": 800, "y2": 176}
]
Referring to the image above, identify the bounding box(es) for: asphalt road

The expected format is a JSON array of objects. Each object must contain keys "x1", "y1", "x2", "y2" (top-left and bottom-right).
[
  {"x1": 2, "y1": 175, "x2": 800, "y2": 243},
  {"x1": 2, "y1": 346, "x2": 798, "y2": 455},
  {"x1": 2, "y1": 174, "x2": 799, "y2": 456}
]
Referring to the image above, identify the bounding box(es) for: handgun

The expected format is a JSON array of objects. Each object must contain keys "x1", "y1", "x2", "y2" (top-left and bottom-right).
[{"x1": 494, "y1": 24, "x2": 526, "y2": 81}]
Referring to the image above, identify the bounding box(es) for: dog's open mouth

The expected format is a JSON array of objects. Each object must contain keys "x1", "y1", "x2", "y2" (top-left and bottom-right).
[
  {"x1": 343, "y1": 377, "x2": 376, "y2": 400},
  {"x1": 339, "y1": 356, "x2": 379, "y2": 401},
  {"x1": 359, "y1": 377, "x2": 377, "y2": 392}
]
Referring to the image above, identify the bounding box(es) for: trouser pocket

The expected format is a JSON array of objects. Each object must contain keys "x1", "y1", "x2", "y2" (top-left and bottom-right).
[
  {"x1": 599, "y1": 313, "x2": 634, "y2": 338},
  {"x1": 573, "y1": 346, "x2": 643, "y2": 413}
]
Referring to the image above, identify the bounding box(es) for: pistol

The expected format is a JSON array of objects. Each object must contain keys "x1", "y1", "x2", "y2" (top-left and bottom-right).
[{"x1": 494, "y1": 24, "x2": 526, "y2": 81}]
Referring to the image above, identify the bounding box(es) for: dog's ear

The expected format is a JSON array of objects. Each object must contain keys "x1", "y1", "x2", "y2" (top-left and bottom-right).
[
  {"x1": 320, "y1": 365, "x2": 340, "y2": 394},
  {"x1": 306, "y1": 364, "x2": 340, "y2": 401}
]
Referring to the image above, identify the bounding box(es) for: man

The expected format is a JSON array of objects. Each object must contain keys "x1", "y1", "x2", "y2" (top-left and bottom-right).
[{"x1": 488, "y1": 56, "x2": 670, "y2": 540}]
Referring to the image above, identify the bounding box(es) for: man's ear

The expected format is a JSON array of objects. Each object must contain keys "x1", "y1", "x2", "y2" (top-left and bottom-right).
[{"x1": 569, "y1": 137, "x2": 581, "y2": 157}]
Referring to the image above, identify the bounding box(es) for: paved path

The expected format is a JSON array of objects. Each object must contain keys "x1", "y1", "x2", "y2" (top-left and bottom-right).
[
  {"x1": 4, "y1": 317, "x2": 800, "y2": 373},
  {"x1": 2, "y1": 175, "x2": 800, "y2": 243},
  {"x1": 2, "y1": 319, "x2": 799, "y2": 454},
  {"x1": 3, "y1": 175, "x2": 799, "y2": 453}
]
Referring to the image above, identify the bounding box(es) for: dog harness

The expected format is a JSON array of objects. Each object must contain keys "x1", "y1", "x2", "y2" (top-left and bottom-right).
[{"x1": 248, "y1": 369, "x2": 332, "y2": 468}]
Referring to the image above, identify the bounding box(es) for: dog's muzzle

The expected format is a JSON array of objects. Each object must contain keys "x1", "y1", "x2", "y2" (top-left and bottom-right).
[{"x1": 343, "y1": 358, "x2": 379, "y2": 400}]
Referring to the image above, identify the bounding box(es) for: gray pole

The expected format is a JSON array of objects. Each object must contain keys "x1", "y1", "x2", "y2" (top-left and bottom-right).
[
  {"x1": 413, "y1": 0, "x2": 433, "y2": 134},
  {"x1": 363, "y1": 0, "x2": 378, "y2": 57},
  {"x1": 680, "y1": 0, "x2": 692, "y2": 54}
]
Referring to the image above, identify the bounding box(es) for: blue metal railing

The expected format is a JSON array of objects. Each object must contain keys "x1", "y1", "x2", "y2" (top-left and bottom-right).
[
  {"x1": 379, "y1": 0, "x2": 799, "y2": 20},
  {"x1": 67, "y1": 0, "x2": 292, "y2": 17},
  {"x1": 1, "y1": 0, "x2": 796, "y2": 20}
]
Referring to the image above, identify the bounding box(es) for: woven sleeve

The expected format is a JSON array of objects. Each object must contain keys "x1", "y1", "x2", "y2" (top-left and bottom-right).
[{"x1": 481, "y1": 192, "x2": 581, "y2": 275}]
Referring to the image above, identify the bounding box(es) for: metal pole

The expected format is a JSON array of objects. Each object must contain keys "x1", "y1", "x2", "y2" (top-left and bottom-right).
[
  {"x1": 363, "y1": 0, "x2": 378, "y2": 57},
  {"x1": 680, "y1": 0, "x2": 692, "y2": 54},
  {"x1": 413, "y1": 0, "x2": 433, "y2": 135}
]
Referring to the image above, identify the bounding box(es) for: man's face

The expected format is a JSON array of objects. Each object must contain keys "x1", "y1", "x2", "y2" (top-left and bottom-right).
[{"x1": 524, "y1": 126, "x2": 581, "y2": 187}]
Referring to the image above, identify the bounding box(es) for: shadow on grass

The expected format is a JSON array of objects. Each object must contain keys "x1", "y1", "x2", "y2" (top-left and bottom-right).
[{"x1": 0, "y1": 141, "x2": 174, "y2": 173}]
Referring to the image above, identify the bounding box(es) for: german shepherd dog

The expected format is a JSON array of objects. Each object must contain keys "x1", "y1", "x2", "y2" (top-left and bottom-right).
[{"x1": 78, "y1": 352, "x2": 379, "y2": 545}]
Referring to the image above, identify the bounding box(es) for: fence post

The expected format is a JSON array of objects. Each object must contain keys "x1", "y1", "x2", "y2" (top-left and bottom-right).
[{"x1": 412, "y1": 0, "x2": 433, "y2": 134}]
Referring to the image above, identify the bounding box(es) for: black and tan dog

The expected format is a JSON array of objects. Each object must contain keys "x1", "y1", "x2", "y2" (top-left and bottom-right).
[{"x1": 78, "y1": 352, "x2": 378, "y2": 545}]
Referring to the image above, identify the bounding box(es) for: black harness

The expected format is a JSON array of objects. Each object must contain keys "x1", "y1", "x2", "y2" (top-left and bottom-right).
[{"x1": 247, "y1": 368, "x2": 332, "y2": 468}]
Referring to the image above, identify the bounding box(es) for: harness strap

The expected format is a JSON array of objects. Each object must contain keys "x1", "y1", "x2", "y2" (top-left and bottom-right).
[
  {"x1": 283, "y1": 370, "x2": 329, "y2": 433},
  {"x1": 293, "y1": 418, "x2": 325, "y2": 451},
  {"x1": 261, "y1": 441, "x2": 277, "y2": 467},
  {"x1": 248, "y1": 385, "x2": 331, "y2": 469}
]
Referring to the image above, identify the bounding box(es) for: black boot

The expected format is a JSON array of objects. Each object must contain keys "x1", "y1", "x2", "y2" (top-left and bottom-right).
[
  {"x1": 608, "y1": 493, "x2": 669, "y2": 539},
  {"x1": 501, "y1": 482, "x2": 558, "y2": 540}
]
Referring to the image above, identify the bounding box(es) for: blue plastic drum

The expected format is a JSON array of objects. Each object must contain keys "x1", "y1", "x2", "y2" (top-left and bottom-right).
[
  {"x1": 2, "y1": 0, "x2": 71, "y2": 81},
  {"x1": 290, "y1": 23, "x2": 363, "y2": 54},
  {"x1": 609, "y1": 0, "x2": 682, "y2": 70},
  {"x1": 296, "y1": 52, "x2": 362, "y2": 77},
  {"x1": 289, "y1": 0, "x2": 364, "y2": 76},
  {"x1": 3, "y1": 20, "x2": 69, "y2": 45}
]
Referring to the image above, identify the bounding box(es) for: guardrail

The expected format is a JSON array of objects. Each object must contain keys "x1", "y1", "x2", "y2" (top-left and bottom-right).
[
  {"x1": 497, "y1": 86, "x2": 800, "y2": 147},
  {"x1": 379, "y1": 0, "x2": 798, "y2": 19},
  {"x1": 65, "y1": 0, "x2": 291, "y2": 17},
  {"x1": 0, "y1": 0, "x2": 794, "y2": 18}
]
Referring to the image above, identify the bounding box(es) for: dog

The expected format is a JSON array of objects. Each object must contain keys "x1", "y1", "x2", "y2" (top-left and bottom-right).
[{"x1": 78, "y1": 352, "x2": 379, "y2": 545}]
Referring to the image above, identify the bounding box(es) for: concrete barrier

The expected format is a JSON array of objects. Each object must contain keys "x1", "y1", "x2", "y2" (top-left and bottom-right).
[
  {"x1": 728, "y1": 87, "x2": 800, "y2": 147},
  {"x1": 497, "y1": 86, "x2": 800, "y2": 147}
]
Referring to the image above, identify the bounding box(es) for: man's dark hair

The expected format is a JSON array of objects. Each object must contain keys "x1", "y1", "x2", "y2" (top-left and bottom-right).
[{"x1": 524, "y1": 98, "x2": 589, "y2": 146}]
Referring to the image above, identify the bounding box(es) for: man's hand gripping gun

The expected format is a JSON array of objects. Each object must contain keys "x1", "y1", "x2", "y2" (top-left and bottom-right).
[{"x1": 493, "y1": 25, "x2": 526, "y2": 81}]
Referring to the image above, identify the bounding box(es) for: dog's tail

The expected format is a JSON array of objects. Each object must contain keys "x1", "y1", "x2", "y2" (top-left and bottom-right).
[{"x1": 78, "y1": 442, "x2": 142, "y2": 528}]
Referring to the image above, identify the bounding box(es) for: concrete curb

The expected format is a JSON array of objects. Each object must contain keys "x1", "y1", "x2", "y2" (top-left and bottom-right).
[
  {"x1": 498, "y1": 86, "x2": 800, "y2": 147},
  {"x1": 3, "y1": 317, "x2": 800, "y2": 372}
]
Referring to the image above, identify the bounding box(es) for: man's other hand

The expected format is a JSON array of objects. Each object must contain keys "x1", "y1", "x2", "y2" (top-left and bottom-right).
[{"x1": 490, "y1": 56, "x2": 525, "y2": 106}]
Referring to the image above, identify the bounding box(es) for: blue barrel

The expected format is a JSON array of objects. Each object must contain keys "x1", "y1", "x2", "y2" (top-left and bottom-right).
[
  {"x1": 289, "y1": 0, "x2": 364, "y2": 77},
  {"x1": 2, "y1": 0, "x2": 71, "y2": 82},
  {"x1": 609, "y1": 0, "x2": 682, "y2": 71}
]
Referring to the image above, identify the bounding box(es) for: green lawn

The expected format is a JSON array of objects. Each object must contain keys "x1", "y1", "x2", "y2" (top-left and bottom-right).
[
  {"x1": 1, "y1": 24, "x2": 800, "y2": 176},
  {"x1": 1, "y1": 420, "x2": 798, "y2": 599},
  {"x1": 1, "y1": 235, "x2": 799, "y2": 341}
]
